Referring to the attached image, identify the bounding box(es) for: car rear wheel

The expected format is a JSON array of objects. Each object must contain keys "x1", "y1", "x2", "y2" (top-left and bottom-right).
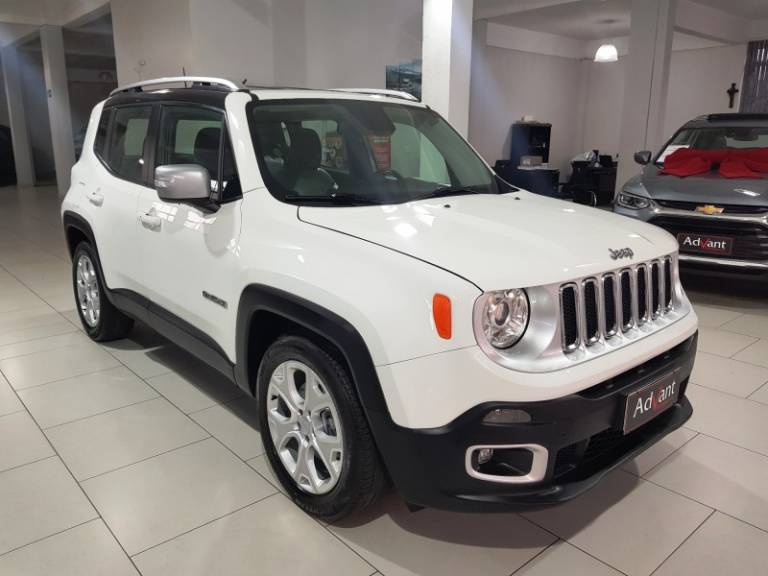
[
  {"x1": 72, "y1": 242, "x2": 133, "y2": 341},
  {"x1": 257, "y1": 335, "x2": 386, "y2": 520}
]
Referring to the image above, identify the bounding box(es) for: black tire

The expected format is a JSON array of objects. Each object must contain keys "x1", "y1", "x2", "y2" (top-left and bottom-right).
[
  {"x1": 257, "y1": 335, "x2": 386, "y2": 521},
  {"x1": 72, "y1": 242, "x2": 133, "y2": 341}
]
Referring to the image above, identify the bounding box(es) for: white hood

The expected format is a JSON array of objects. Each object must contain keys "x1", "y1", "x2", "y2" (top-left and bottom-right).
[{"x1": 300, "y1": 192, "x2": 678, "y2": 290}]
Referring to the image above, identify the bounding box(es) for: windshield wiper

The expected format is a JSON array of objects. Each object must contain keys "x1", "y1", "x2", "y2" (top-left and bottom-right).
[
  {"x1": 421, "y1": 186, "x2": 486, "y2": 199},
  {"x1": 284, "y1": 193, "x2": 380, "y2": 206}
]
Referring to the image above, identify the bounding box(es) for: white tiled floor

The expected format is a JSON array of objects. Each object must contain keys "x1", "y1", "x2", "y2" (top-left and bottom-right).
[{"x1": 1, "y1": 184, "x2": 767, "y2": 575}]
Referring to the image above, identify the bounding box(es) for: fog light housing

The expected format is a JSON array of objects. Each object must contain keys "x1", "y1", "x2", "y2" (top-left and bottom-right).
[
  {"x1": 483, "y1": 408, "x2": 532, "y2": 425},
  {"x1": 477, "y1": 448, "x2": 494, "y2": 465}
]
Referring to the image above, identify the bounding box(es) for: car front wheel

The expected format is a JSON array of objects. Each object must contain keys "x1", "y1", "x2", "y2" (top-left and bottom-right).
[
  {"x1": 257, "y1": 335, "x2": 386, "y2": 521},
  {"x1": 72, "y1": 242, "x2": 133, "y2": 341}
]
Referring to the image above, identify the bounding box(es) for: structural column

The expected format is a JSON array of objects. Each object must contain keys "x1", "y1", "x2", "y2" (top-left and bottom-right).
[
  {"x1": 1, "y1": 46, "x2": 35, "y2": 187},
  {"x1": 422, "y1": 0, "x2": 474, "y2": 137},
  {"x1": 616, "y1": 0, "x2": 676, "y2": 189},
  {"x1": 40, "y1": 25, "x2": 76, "y2": 197}
]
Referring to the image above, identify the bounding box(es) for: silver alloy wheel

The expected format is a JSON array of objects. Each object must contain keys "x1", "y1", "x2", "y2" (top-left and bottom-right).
[
  {"x1": 266, "y1": 360, "x2": 344, "y2": 495},
  {"x1": 75, "y1": 253, "x2": 100, "y2": 328}
]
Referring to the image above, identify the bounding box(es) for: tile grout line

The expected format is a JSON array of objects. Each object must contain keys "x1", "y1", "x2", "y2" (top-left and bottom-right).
[
  {"x1": 0, "y1": 453, "x2": 58, "y2": 478},
  {"x1": 0, "y1": 364, "x2": 145, "y2": 576},
  {"x1": 689, "y1": 379, "x2": 768, "y2": 401},
  {"x1": 507, "y1": 539, "x2": 559, "y2": 576},
  {"x1": 0, "y1": 332, "x2": 90, "y2": 362},
  {"x1": 77, "y1": 435, "x2": 212, "y2": 483},
  {"x1": 648, "y1": 509, "x2": 715, "y2": 576},
  {"x1": 638, "y1": 431, "x2": 699, "y2": 479},
  {"x1": 128, "y1": 491, "x2": 280, "y2": 559},
  {"x1": 5, "y1": 361, "x2": 125, "y2": 393},
  {"x1": 40, "y1": 394, "x2": 161, "y2": 432},
  {"x1": 510, "y1": 511, "x2": 632, "y2": 576},
  {"x1": 0, "y1": 517, "x2": 100, "y2": 560},
  {"x1": 640, "y1": 473, "x2": 768, "y2": 539}
]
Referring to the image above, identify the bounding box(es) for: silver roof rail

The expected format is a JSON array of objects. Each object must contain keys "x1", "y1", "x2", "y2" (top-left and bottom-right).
[
  {"x1": 331, "y1": 88, "x2": 419, "y2": 102},
  {"x1": 110, "y1": 76, "x2": 240, "y2": 96}
]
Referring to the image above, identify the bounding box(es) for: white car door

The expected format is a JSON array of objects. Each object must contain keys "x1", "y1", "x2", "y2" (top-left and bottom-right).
[
  {"x1": 135, "y1": 103, "x2": 243, "y2": 359},
  {"x1": 87, "y1": 104, "x2": 155, "y2": 293}
]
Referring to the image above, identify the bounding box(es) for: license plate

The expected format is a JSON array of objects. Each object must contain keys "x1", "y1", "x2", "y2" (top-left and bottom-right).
[
  {"x1": 676, "y1": 232, "x2": 733, "y2": 256},
  {"x1": 623, "y1": 371, "x2": 679, "y2": 434}
]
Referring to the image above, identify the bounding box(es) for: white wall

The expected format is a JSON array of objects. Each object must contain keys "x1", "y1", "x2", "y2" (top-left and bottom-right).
[
  {"x1": 111, "y1": 0, "x2": 193, "y2": 83},
  {"x1": 580, "y1": 43, "x2": 747, "y2": 157},
  {"x1": 469, "y1": 26, "x2": 588, "y2": 172},
  {"x1": 111, "y1": 0, "x2": 421, "y2": 89},
  {"x1": 664, "y1": 44, "x2": 747, "y2": 139},
  {"x1": 297, "y1": 0, "x2": 421, "y2": 88}
]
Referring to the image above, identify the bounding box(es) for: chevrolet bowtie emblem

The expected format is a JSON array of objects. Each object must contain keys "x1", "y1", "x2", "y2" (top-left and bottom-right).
[{"x1": 695, "y1": 204, "x2": 724, "y2": 215}]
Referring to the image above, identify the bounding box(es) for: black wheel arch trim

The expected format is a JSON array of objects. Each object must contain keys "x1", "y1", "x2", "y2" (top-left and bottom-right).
[{"x1": 234, "y1": 283, "x2": 390, "y2": 416}]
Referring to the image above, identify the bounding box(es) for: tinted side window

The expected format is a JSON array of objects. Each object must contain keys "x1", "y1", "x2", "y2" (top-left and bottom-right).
[
  {"x1": 157, "y1": 105, "x2": 242, "y2": 202},
  {"x1": 93, "y1": 108, "x2": 111, "y2": 160},
  {"x1": 158, "y1": 106, "x2": 223, "y2": 186},
  {"x1": 105, "y1": 105, "x2": 152, "y2": 184}
]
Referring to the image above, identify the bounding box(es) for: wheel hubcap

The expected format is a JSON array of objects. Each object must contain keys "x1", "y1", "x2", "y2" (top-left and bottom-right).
[
  {"x1": 75, "y1": 254, "x2": 100, "y2": 328},
  {"x1": 266, "y1": 360, "x2": 344, "y2": 495}
]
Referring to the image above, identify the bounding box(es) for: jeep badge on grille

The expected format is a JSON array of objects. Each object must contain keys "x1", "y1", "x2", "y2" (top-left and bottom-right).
[{"x1": 609, "y1": 247, "x2": 634, "y2": 260}]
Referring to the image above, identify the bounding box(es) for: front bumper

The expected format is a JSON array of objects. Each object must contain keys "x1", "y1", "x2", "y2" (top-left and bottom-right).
[{"x1": 370, "y1": 332, "x2": 697, "y2": 511}]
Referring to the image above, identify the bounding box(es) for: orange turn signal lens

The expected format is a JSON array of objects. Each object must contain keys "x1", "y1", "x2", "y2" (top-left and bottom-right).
[{"x1": 433, "y1": 293, "x2": 452, "y2": 339}]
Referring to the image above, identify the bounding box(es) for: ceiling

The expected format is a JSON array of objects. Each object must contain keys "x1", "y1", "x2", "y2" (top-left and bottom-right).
[
  {"x1": 482, "y1": 0, "x2": 767, "y2": 41},
  {"x1": 490, "y1": 0, "x2": 632, "y2": 40},
  {"x1": 692, "y1": 0, "x2": 768, "y2": 19}
]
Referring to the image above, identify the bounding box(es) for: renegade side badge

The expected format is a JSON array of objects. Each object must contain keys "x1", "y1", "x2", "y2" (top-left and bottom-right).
[{"x1": 202, "y1": 291, "x2": 228, "y2": 309}]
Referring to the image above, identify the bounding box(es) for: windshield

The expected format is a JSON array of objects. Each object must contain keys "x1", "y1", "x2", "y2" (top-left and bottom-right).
[
  {"x1": 657, "y1": 126, "x2": 768, "y2": 163},
  {"x1": 249, "y1": 99, "x2": 503, "y2": 205}
]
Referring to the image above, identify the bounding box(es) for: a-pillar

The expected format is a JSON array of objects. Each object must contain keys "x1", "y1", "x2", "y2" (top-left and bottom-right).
[
  {"x1": 616, "y1": 0, "x2": 676, "y2": 189},
  {"x1": 422, "y1": 0, "x2": 474, "y2": 137},
  {"x1": 1, "y1": 46, "x2": 35, "y2": 187},
  {"x1": 40, "y1": 25, "x2": 76, "y2": 197}
]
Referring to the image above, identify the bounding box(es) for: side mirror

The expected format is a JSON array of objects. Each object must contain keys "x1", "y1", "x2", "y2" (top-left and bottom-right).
[
  {"x1": 154, "y1": 164, "x2": 211, "y2": 202},
  {"x1": 634, "y1": 150, "x2": 652, "y2": 166}
]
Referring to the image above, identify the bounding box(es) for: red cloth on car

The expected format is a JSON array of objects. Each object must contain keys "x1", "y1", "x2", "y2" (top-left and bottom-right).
[{"x1": 661, "y1": 148, "x2": 768, "y2": 178}]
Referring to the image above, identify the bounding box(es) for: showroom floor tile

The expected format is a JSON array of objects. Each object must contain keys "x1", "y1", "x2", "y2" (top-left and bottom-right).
[
  {"x1": 81, "y1": 438, "x2": 275, "y2": 555},
  {"x1": 523, "y1": 470, "x2": 712, "y2": 576},
  {"x1": 0, "y1": 519, "x2": 139, "y2": 576},
  {"x1": 652, "y1": 512, "x2": 768, "y2": 576},
  {"x1": 0, "y1": 186, "x2": 767, "y2": 575}
]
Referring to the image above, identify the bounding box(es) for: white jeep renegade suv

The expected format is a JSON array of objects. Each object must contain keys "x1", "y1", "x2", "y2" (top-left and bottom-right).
[{"x1": 62, "y1": 77, "x2": 698, "y2": 520}]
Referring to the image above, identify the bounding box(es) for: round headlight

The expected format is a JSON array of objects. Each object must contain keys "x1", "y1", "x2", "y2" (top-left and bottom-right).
[{"x1": 481, "y1": 289, "x2": 529, "y2": 349}]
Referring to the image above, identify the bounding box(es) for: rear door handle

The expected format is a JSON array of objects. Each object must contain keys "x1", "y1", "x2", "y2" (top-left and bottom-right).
[
  {"x1": 139, "y1": 212, "x2": 162, "y2": 230},
  {"x1": 87, "y1": 190, "x2": 104, "y2": 206}
]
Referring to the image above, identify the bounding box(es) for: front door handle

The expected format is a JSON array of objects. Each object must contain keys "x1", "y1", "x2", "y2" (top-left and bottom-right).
[
  {"x1": 139, "y1": 212, "x2": 162, "y2": 230},
  {"x1": 87, "y1": 190, "x2": 104, "y2": 206}
]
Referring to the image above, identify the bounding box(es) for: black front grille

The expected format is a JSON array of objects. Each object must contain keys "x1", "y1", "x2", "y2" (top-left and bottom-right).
[
  {"x1": 583, "y1": 280, "x2": 599, "y2": 343},
  {"x1": 560, "y1": 286, "x2": 578, "y2": 350},
  {"x1": 559, "y1": 257, "x2": 674, "y2": 352},
  {"x1": 603, "y1": 275, "x2": 617, "y2": 335},
  {"x1": 636, "y1": 266, "x2": 648, "y2": 322},
  {"x1": 655, "y1": 199, "x2": 768, "y2": 214},
  {"x1": 620, "y1": 270, "x2": 632, "y2": 328},
  {"x1": 651, "y1": 216, "x2": 768, "y2": 261},
  {"x1": 664, "y1": 259, "x2": 672, "y2": 308}
]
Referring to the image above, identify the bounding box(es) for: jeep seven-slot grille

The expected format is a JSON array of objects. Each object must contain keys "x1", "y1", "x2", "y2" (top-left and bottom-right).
[{"x1": 559, "y1": 257, "x2": 674, "y2": 352}]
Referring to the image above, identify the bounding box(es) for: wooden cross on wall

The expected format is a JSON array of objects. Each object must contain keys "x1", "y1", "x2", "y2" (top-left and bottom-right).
[{"x1": 727, "y1": 82, "x2": 739, "y2": 109}]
